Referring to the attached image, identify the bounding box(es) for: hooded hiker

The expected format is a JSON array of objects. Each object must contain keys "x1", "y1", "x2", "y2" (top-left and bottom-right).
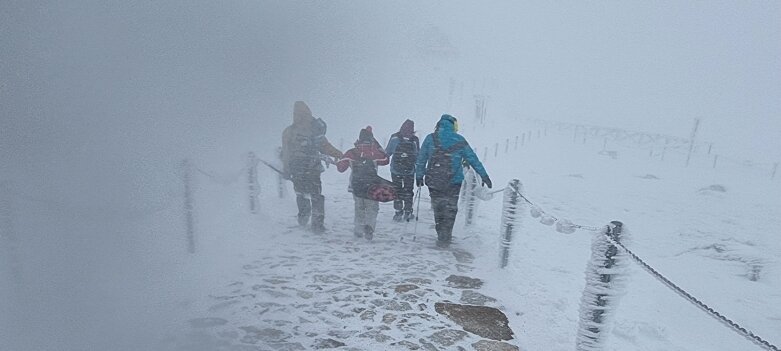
[
  {"x1": 337, "y1": 126, "x2": 390, "y2": 240},
  {"x1": 281, "y1": 101, "x2": 343, "y2": 233},
  {"x1": 385, "y1": 119, "x2": 419, "y2": 222},
  {"x1": 415, "y1": 114, "x2": 491, "y2": 247}
]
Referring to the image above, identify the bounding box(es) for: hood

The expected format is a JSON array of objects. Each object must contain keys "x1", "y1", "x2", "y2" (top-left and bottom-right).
[
  {"x1": 399, "y1": 119, "x2": 415, "y2": 136},
  {"x1": 436, "y1": 114, "x2": 456, "y2": 132},
  {"x1": 293, "y1": 101, "x2": 314, "y2": 125},
  {"x1": 355, "y1": 126, "x2": 374, "y2": 145}
]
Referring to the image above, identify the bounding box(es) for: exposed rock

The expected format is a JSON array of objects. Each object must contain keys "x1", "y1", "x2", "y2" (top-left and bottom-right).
[
  {"x1": 445, "y1": 275, "x2": 483, "y2": 289},
  {"x1": 382, "y1": 313, "x2": 397, "y2": 324},
  {"x1": 396, "y1": 284, "x2": 419, "y2": 293},
  {"x1": 313, "y1": 338, "x2": 346, "y2": 349},
  {"x1": 460, "y1": 290, "x2": 496, "y2": 306},
  {"x1": 391, "y1": 340, "x2": 421, "y2": 350},
  {"x1": 327, "y1": 330, "x2": 359, "y2": 339},
  {"x1": 405, "y1": 278, "x2": 432, "y2": 285},
  {"x1": 360, "y1": 309, "x2": 376, "y2": 321},
  {"x1": 428, "y1": 329, "x2": 468, "y2": 346},
  {"x1": 434, "y1": 303, "x2": 514, "y2": 341},
  {"x1": 239, "y1": 326, "x2": 291, "y2": 344},
  {"x1": 267, "y1": 342, "x2": 305, "y2": 351},
  {"x1": 451, "y1": 250, "x2": 474, "y2": 264},
  {"x1": 189, "y1": 317, "x2": 228, "y2": 328},
  {"x1": 472, "y1": 340, "x2": 520, "y2": 351},
  {"x1": 418, "y1": 338, "x2": 440, "y2": 351},
  {"x1": 358, "y1": 330, "x2": 393, "y2": 343}
]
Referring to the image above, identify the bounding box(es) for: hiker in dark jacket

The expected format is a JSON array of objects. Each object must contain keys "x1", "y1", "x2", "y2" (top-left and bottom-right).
[
  {"x1": 337, "y1": 126, "x2": 389, "y2": 240},
  {"x1": 281, "y1": 101, "x2": 343, "y2": 233},
  {"x1": 415, "y1": 114, "x2": 491, "y2": 247},
  {"x1": 385, "y1": 119, "x2": 419, "y2": 222}
]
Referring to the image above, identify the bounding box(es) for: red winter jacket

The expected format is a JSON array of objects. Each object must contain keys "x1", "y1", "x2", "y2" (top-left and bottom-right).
[{"x1": 337, "y1": 142, "x2": 389, "y2": 173}]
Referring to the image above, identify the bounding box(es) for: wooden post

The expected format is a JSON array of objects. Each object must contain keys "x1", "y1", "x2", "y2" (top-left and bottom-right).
[
  {"x1": 277, "y1": 147, "x2": 286, "y2": 199},
  {"x1": 685, "y1": 118, "x2": 700, "y2": 167},
  {"x1": 522, "y1": 133, "x2": 526, "y2": 146},
  {"x1": 463, "y1": 168, "x2": 479, "y2": 227},
  {"x1": 247, "y1": 152, "x2": 259, "y2": 214},
  {"x1": 505, "y1": 138, "x2": 509, "y2": 153},
  {"x1": 182, "y1": 159, "x2": 196, "y2": 254},
  {"x1": 514, "y1": 136, "x2": 519, "y2": 150},
  {"x1": 712, "y1": 155, "x2": 719, "y2": 169},
  {"x1": 772, "y1": 162, "x2": 778, "y2": 180},
  {"x1": 494, "y1": 143, "x2": 499, "y2": 157},
  {"x1": 576, "y1": 221, "x2": 628, "y2": 350},
  {"x1": 707, "y1": 143, "x2": 713, "y2": 155},
  {"x1": 500, "y1": 179, "x2": 523, "y2": 269},
  {"x1": 483, "y1": 146, "x2": 488, "y2": 160}
]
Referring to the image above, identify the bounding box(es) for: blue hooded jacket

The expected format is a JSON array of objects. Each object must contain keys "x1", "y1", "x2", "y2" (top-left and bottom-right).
[{"x1": 415, "y1": 115, "x2": 488, "y2": 186}]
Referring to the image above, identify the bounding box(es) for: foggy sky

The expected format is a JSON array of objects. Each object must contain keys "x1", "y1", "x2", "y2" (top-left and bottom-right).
[{"x1": 1, "y1": 1, "x2": 780, "y2": 350}]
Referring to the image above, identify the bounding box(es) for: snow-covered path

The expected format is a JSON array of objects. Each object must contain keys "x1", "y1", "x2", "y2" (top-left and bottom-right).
[{"x1": 170, "y1": 173, "x2": 520, "y2": 351}]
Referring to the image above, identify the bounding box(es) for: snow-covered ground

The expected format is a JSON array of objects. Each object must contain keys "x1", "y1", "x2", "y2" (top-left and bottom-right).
[{"x1": 2, "y1": 124, "x2": 779, "y2": 351}]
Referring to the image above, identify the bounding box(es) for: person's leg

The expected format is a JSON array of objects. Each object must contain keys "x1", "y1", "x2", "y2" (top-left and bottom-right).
[
  {"x1": 392, "y1": 174, "x2": 404, "y2": 220},
  {"x1": 366, "y1": 199, "x2": 379, "y2": 231},
  {"x1": 429, "y1": 189, "x2": 446, "y2": 242},
  {"x1": 401, "y1": 175, "x2": 414, "y2": 220},
  {"x1": 309, "y1": 173, "x2": 325, "y2": 232},
  {"x1": 440, "y1": 185, "x2": 461, "y2": 243},
  {"x1": 353, "y1": 195, "x2": 365, "y2": 236}
]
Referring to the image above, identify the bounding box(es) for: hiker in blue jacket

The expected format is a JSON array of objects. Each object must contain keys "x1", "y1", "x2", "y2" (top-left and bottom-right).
[
  {"x1": 415, "y1": 114, "x2": 491, "y2": 247},
  {"x1": 385, "y1": 119, "x2": 419, "y2": 222}
]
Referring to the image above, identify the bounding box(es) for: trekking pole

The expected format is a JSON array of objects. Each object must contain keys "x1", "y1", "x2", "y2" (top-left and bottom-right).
[{"x1": 413, "y1": 186, "x2": 422, "y2": 241}]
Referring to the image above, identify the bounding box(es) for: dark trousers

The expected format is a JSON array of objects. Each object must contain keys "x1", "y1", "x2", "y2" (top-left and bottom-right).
[
  {"x1": 292, "y1": 171, "x2": 324, "y2": 227},
  {"x1": 392, "y1": 174, "x2": 414, "y2": 213},
  {"x1": 429, "y1": 184, "x2": 461, "y2": 243}
]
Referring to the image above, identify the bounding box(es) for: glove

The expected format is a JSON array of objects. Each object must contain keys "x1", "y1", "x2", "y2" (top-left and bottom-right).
[
  {"x1": 416, "y1": 177, "x2": 424, "y2": 187},
  {"x1": 481, "y1": 175, "x2": 492, "y2": 189}
]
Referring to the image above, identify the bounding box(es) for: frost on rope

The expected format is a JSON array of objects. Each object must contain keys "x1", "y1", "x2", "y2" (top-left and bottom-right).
[{"x1": 575, "y1": 223, "x2": 631, "y2": 351}]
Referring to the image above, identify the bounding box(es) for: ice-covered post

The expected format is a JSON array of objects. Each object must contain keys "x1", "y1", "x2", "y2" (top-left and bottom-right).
[
  {"x1": 494, "y1": 143, "x2": 499, "y2": 157},
  {"x1": 771, "y1": 162, "x2": 778, "y2": 180},
  {"x1": 462, "y1": 168, "x2": 480, "y2": 227},
  {"x1": 483, "y1": 146, "x2": 488, "y2": 160},
  {"x1": 499, "y1": 179, "x2": 523, "y2": 269},
  {"x1": 505, "y1": 138, "x2": 509, "y2": 153},
  {"x1": 247, "y1": 152, "x2": 259, "y2": 214},
  {"x1": 276, "y1": 147, "x2": 286, "y2": 199},
  {"x1": 514, "y1": 136, "x2": 519, "y2": 150},
  {"x1": 181, "y1": 159, "x2": 196, "y2": 254},
  {"x1": 522, "y1": 133, "x2": 526, "y2": 146},
  {"x1": 712, "y1": 154, "x2": 719, "y2": 169},
  {"x1": 0, "y1": 181, "x2": 22, "y2": 284},
  {"x1": 575, "y1": 221, "x2": 629, "y2": 351}
]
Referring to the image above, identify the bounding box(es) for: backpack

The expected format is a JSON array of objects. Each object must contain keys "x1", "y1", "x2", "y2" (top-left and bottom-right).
[
  {"x1": 350, "y1": 152, "x2": 396, "y2": 202},
  {"x1": 290, "y1": 118, "x2": 328, "y2": 171},
  {"x1": 425, "y1": 133, "x2": 467, "y2": 190},
  {"x1": 391, "y1": 134, "x2": 418, "y2": 174}
]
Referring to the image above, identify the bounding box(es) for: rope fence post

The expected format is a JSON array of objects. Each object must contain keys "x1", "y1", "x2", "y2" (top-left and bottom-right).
[
  {"x1": 772, "y1": 162, "x2": 778, "y2": 180},
  {"x1": 514, "y1": 136, "x2": 519, "y2": 150},
  {"x1": 494, "y1": 143, "x2": 499, "y2": 157},
  {"x1": 712, "y1": 155, "x2": 719, "y2": 169},
  {"x1": 505, "y1": 138, "x2": 509, "y2": 154},
  {"x1": 247, "y1": 152, "x2": 259, "y2": 214},
  {"x1": 462, "y1": 168, "x2": 479, "y2": 227},
  {"x1": 483, "y1": 146, "x2": 488, "y2": 161},
  {"x1": 499, "y1": 179, "x2": 523, "y2": 269},
  {"x1": 277, "y1": 147, "x2": 286, "y2": 199},
  {"x1": 181, "y1": 159, "x2": 196, "y2": 254},
  {"x1": 576, "y1": 221, "x2": 629, "y2": 351},
  {"x1": 522, "y1": 133, "x2": 526, "y2": 146}
]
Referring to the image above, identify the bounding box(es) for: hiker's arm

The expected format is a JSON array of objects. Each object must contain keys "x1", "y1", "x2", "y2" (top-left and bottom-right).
[{"x1": 319, "y1": 137, "x2": 343, "y2": 159}]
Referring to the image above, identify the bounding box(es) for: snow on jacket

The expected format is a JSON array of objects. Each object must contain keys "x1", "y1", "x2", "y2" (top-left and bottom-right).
[
  {"x1": 385, "y1": 121, "x2": 419, "y2": 176},
  {"x1": 415, "y1": 115, "x2": 488, "y2": 186},
  {"x1": 337, "y1": 141, "x2": 389, "y2": 192},
  {"x1": 281, "y1": 101, "x2": 342, "y2": 174}
]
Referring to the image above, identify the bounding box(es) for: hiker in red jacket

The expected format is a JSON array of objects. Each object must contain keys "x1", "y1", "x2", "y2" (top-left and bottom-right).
[{"x1": 337, "y1": 126, "x2": 389, "y2": 240}]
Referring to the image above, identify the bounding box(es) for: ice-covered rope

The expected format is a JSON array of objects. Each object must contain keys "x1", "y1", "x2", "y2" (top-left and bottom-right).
[
  {"x1": 603, "y1": 234, "x2": 780, "y2": 351},
  {"x1": 195, "y1": 165, "x2": 248, "y2": 186},
  {"x1": 509, "y1": 187, "x2": 601, "y2": 232}
]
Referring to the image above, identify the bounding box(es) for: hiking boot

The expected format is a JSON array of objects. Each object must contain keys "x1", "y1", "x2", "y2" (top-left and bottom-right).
[
  {"x1": 436, "y1": 240, "x2": 450, "y2": 248},
  {"x1": 297, "y1": 214, "x2": 309, "y2": 226},
  {"x1": 311, "y1": 223, "x2": 326, "y2": 234},
  {"x1": 364, "y1": 225, "x2": 374, "y2": 241},
  {"x1": 393, "y1": 211, "x2": 403, "y2": 222},
  {"x1": 403, "y1": 211, "x2": 414, "y2": 222},
  {"x1": 354, "y1": 230, "x2": 364, "y2": 238}
]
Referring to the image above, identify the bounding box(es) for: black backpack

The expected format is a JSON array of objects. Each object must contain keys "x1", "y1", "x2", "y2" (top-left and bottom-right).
[
  {"x1": 391, "y1": 134, "x2": 419, "y2": 174},
  {"x1": 425, "y1": 134, "x2": 466, "y2": 190}
]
